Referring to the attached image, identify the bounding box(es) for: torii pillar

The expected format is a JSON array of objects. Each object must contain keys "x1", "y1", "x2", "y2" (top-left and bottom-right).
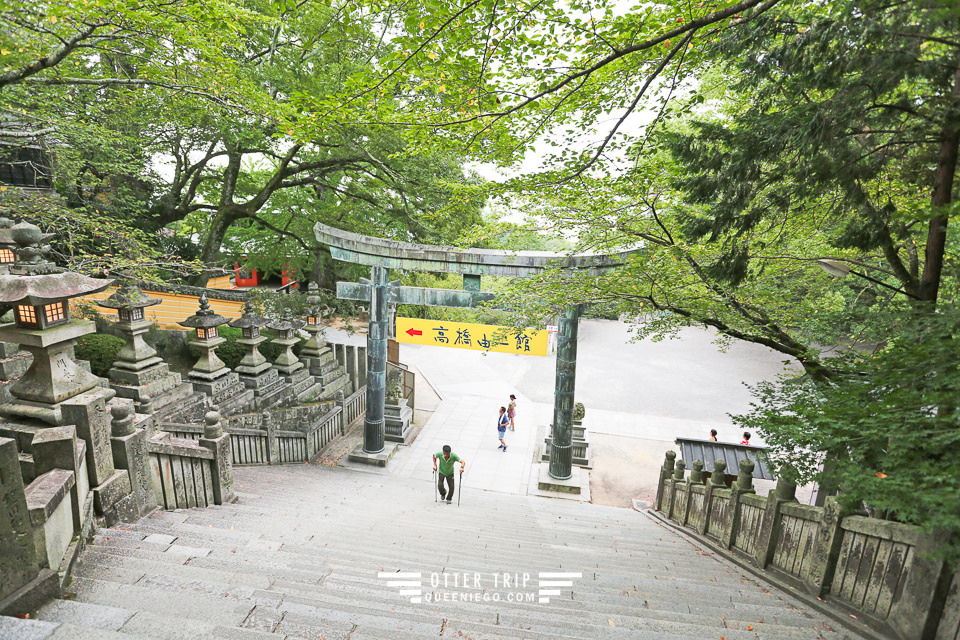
[{"x1": 364, "y1": 266, "x2": 389, "y2": 454}]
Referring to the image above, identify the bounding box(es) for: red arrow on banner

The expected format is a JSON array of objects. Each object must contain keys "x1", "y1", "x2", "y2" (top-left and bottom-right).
[{"x1": 405, "y1": 328, "x2": 423, "y2": 337}]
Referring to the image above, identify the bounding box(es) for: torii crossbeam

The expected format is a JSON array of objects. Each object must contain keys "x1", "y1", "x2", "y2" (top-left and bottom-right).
[{"x1": 315, "y1": 223, "x2": 637, "y2": 479}]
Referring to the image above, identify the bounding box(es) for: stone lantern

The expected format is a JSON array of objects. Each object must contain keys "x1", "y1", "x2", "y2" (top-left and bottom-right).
[
  {"x1": 97, "y1": 282, "x2": 184, "y2": 418},
  {"x1": 300, "y1": 283, "x2": 329, "y2": 365},
  {"x1": 98, "y1": 282, "x2": 162, "y2": 372},
  {"x1": 228, "y1": 301, "x2": 281, "y2": 398},
  {"x1": 178, "y1": 295, "x2": 247, "y2": 409},
  {"x1": 179, "y1": 294, "x2": 228, "y2": 375},
  {"x1": 266, "y1": 308, "x2": 305, "y2": 380},
  {"x1": 0, "y1": 221, "x2": 114, "y2": 425}
]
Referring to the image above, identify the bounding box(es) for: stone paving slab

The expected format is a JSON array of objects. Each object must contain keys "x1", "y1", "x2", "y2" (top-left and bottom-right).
[
  {"x1": 34, "y1": 600, "x2": 136, "y2": 632},
  {"x1": 46, "y1": 623, "x2": 152, "y2": 640},
  {"x1": 0, "y1": 616, "x2": 60, "y2": 640}
]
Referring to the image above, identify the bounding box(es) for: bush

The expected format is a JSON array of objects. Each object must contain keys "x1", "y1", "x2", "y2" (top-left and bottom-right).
[{"x1": 75, "y1": 334, "x2": 125, "y2": 377}]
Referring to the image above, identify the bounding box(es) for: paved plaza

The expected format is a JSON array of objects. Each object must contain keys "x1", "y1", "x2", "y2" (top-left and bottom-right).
[{"x1": 335, "y1": 318, "x2": 802, "y2": 506}]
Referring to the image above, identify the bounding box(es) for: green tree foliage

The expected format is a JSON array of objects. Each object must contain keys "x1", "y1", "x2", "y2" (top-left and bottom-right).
[
  {"x1": 735, "y1": 306, "x2": 960, "y2": 556},
  {"x1": 1, "y1": 0, "x2": 485, "y2": 286}
]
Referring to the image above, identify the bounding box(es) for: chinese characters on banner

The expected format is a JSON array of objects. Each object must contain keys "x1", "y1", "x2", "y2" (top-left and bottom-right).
[{"x1": 396, "y1": 317, "x2": 548, "y2": 356}]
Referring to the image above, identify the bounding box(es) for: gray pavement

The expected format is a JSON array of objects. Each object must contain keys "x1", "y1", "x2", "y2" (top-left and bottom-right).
[{"x1": 355, "y1": 318, "x2": 802, "y2": 505}]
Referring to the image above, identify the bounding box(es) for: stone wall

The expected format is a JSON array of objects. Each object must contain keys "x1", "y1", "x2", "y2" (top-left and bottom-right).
[{"x1": 654, "y1": 452, "x2": 957, "y2": 640}]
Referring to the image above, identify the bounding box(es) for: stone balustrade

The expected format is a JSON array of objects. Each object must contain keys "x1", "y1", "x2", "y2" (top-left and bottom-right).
[
  {"x1": 654, "y1": 451, "x2": 959, "y2": 640},
  {"x1": 159, "y1": 387, "x2": 364, "y2": 467}
]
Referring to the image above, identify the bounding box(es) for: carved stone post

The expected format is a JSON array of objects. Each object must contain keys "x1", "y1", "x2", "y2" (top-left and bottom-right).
[
  {"x1": 109, "y1": 404, "x2": 156, "y2": 519},
  {"x1": 667, "y1": 459, "x2": 686, "y2": 519},
  {"x1": 680, "y1": 459, "x2": 704, "y2": 525},
  {"x1": 31, "y1": 425, "x2": 86, "y2": 532},
  {"x1": 549, "y1": 305, "x2": 581, "y2": 480},
  {"x1": 724, "y1": 459, "x2": 756, "y2": 548},
  {"x1": 700, "y1": 459, "x2": 726, "y2": 536},
  {"x1": 0, "y1": 437, "x2": 40, "y2": 603},
  {"x1": 61, "y1": 391, "x2": 132, "y2": 526},
  {"x1": 363, "y1": 266, "x2": 389, "y2": 454},
  {"x1": 754, "y1": 476, "x2": 797, "y2": 569},
  {"x1": 262, "y1": 411, "x2": 279, "y2": 464},
  {"x1": 199, "y1": 410, "x2": 234, "y2": 505},
  {"x1": 805, "y1": 495, "x2": 847, "y2": 596},
  {"x1": 345, "y1": 345, "x2": 357, "y2": 390},
  {"x1": 656, "y1": 450, "x2": 676, "y2": 512}
]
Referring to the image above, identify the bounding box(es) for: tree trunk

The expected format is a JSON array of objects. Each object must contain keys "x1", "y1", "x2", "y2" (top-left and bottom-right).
[
  {"x1": 191, "y1": 205, "x2": 246, "y2": 286},
  {"x1": 918, "y1": 67, "x2": 960, "y2": 305}
]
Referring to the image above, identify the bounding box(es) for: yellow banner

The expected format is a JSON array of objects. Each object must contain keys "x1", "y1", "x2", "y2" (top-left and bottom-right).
[{"x1": 396, "y1": 317, "x2": 548, "y2": 356}]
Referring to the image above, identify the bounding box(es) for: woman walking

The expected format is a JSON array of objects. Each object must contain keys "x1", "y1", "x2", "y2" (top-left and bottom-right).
[{"x1": 507, "y1": 394, "x2": 517, "y2": 430}]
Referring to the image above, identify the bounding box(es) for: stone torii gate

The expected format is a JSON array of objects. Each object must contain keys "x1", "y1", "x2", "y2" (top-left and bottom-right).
[{"x1": 314, "y1": 223, "x2": 637, "y2": 482}]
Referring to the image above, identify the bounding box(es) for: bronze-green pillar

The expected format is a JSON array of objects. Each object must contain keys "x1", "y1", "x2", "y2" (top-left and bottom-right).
[
  {"x1": 363, "y1": 266, "x2": 389, "y2": 453},
  {"x1": 549, "y1": 305, "x2": 581, "y2": 480}
]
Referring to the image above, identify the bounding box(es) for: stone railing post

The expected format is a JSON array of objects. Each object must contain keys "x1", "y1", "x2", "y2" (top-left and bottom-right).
[
  {"x1": 754, "y1": 476, "x2": 796, "y2": 569},
  {"x1": 61, "y1": 390, "x2": 132, "y2": 526},
  {"x1": 656, "y1": 451, "x2": 676, "y2": 512},
  {"x1": 31, "y1": 425, "x2": 86, "y2": 533},
  {"x1": 667, "y1": 459, "x2": 686, "y2": 520},
  {"x1": 357, "y1": 346, "x2": 367, "y2": 387},
  {"x1": 689, "y1": 459, "x2": 704, "y2": 484},
  {"x1": 0, "y1": 437, "x2": 41, "y2": 604},
  {"x1": 724, "y1": 459, "x2": 755, "y2": 548},
  {"x1": 679, "y1": 459, "x2": 704, "y2": 526},
  {"x1": 262, "y1": 411, "x2": 279, "y2": 464},
  {"x1": 336, "y1": 390, "x2": 346, "y2": 431},
  {"x1": 110, "y1": 404, "x2": 157, "y2": 519},
  {"x1": 199, "y1": 410, "x2": 234, "y2": 504},
  {"x1": 304, "y1": 412, "x2": 318, "y2": 461},
  {"x1": 700, "y1": 459, "x2": 726, "y2": 536},
  {"x1": 805, "y1": 495, "x2": 847, "y2": 596},
  {"x1": 345, "y1": 345, "x2": 357, "y2": 389}
]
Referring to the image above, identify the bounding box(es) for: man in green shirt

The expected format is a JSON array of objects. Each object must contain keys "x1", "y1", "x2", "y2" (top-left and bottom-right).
[{"x1": 432, "y1": 445, "x2": 466, "y2": 504}]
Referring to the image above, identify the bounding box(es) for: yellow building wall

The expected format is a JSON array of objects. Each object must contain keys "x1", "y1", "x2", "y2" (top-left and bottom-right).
[{"x1": 75, "y1": 288, "x2": 246, "y2": 330}]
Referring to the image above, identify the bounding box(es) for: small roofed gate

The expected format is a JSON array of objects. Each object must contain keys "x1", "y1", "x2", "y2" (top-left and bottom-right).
[{"x1": 314, "y1": 223, "x2": 638, "y2": 480}]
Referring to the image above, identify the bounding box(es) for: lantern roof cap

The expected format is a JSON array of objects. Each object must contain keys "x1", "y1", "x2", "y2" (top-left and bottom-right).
[
  {"x1": 98, "y1": 282, "x2": 161, "y2": 310},
  {"x1": 266, "y1": 308, "x2": 305, "y2": 331},
  {"x1": 0, "y1": 271, "x2": 113, "y2": 305},
  {"x1": 178, "y1": 294, "x2": 229, "y2": 329},
  {"x1": 228, "y1": 301, "x2": 269, "y2": 329}
]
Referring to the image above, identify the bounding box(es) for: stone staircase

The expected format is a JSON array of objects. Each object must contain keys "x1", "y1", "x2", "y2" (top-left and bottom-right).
[{"x1": 6, "y1": 463, "x2": 868, "y2": 640}]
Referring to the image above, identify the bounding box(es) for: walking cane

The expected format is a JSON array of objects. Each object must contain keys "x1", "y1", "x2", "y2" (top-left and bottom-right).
[
  {"x1": 458, "y1": 469, "x2": 463, "y2": 507},
  {"x1": 433, "y1": 468, "x2": 437, "y2": 503}
]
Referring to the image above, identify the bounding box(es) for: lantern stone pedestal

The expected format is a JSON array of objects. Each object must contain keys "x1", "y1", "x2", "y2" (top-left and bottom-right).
[
  {"x1": 298, "y1": 283, "x2": 345, "y2": 398},
  {"x1": 97, "y1": 285, "x2": 192, "y2": 422},
  {"x1": 0, "y1": 321, "x2": 104, "y2": 426},
  {"x1": 383, "y1": 369, "x2": 412, "y2": 443},
  {"x1": 179, "y1": 296, "x2": 253, "y2": 415},
  {"x1": 229, "y1": 302, "x2": 284, "y2": 408},
  {"x1": 267, "y1": 310, "x2": 317, "y2": 402}
]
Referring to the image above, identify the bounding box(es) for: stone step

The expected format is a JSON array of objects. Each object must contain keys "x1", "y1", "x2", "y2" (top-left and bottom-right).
[{"x1": 22, "y1": 464, "x2": 866, "y2": 640}]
